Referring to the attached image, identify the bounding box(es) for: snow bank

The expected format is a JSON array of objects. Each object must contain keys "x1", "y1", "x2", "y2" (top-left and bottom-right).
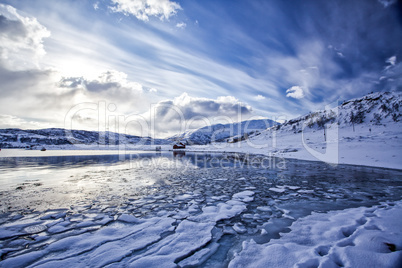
[{"x1": 229, "y1": 201, "x2": 402, "y2": 268}]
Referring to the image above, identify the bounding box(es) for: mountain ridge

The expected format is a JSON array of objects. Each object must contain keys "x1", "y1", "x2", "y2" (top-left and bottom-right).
[{"x1": 168, "y1": 119, "x2": 277, "y2": 145}]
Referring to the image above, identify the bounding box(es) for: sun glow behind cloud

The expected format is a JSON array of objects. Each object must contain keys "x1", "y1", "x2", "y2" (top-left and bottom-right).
[{"x1": 55, "y1": 59, "x2": 105, "y2": 79}]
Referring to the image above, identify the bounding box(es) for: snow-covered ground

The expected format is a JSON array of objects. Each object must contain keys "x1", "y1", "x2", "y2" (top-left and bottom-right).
[{"x1": 187, "y1": 121, "x2": 402, "y2": 170}]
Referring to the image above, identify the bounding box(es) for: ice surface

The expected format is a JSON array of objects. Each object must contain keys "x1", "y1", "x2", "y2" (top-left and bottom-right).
[
  {"x1": 127, "y1": 220, "x2": 214, "y2": 267},
  {"x1": 232, "y1": 190, "x2": 255, "y2": 202},
  {"x1": 0, "y1": 152, "x2": 401, "y2": 267},
  {"x1": 269, "y1": 187, "x2": 286, "y2": 193},
  {"x1": 117, "y1": 214, "x2": 141, "y2": 223},
  {"x1": 233, "y1": 223, "x2": 247, "y2": 234},
  {"x1": 189, "y1": 191, "x2": 253, "y2": 223}
]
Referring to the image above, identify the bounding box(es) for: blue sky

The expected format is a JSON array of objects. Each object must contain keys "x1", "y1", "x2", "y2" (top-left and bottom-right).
[{"x1": 0, "y1": 0, "x2": 401, "y2": 137}]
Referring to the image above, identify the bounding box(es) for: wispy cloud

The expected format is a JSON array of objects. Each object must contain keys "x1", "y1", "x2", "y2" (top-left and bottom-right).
[
  {"x1": 175, "y1": 22, "x2": 186, "y2": 29},
  {"x1": 386, "y1": 55, "x2": 396, "y2": 66},
  {"x1": 93, "y1": 2, "x2": 99, "y2": 10},
  {"x1": 380, "y1": 56, "x2": 402, "y2": 91},
  {"x1": 377, "y1": 0, "x2": 397, "y2": 8}
]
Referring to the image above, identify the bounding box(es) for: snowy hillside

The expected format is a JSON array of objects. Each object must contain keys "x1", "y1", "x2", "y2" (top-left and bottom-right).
[
  {"x1": 189, "y1": 91, "x2": 402, "y2": 169},
  {"x1": 168, "y1": 119, "x2": 277, "y2": 145},
  {"x1": 268, "y1": 91, "x2": 401, "y2": 135},
  {"x1": 0, "y1": 128, "x2": 170, "y2": 149}
]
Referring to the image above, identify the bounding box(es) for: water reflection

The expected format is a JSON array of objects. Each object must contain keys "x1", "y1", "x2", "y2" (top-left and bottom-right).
[
  {"x1": 173, "y1": 151, "x2": 185, "y2": 158},
  {"x1": 0, "y1": 151, "x2": 286, "y2": 171}
]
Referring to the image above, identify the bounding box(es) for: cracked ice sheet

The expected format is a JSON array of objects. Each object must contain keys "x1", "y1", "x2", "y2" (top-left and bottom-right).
[
  {"x1": 0, "y1": 190, "x2": 254, "y2": 268},
  {"x1": 1, "y1": 217, "x2": 175, "y2": 268},
  {"x1": 229, "y1": 201, "x2": 402, "y2": 268},
  {"x1": 125, "y1": 220, "x2": 215, "y2": 267},
  {"x1": 123, "y1": 191, "x2": 255, "y2": 267}
]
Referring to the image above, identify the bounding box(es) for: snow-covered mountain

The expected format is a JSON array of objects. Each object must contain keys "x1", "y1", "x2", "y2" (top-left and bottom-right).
[
  {"x1": 242, "y1": 91, "x2": 402, "y2": 157},
  {"x1": 0, "y1": 128, "x2": 170, "y2": 149},
  {"x1": 168, "y1": 119, "x2": 277, "y2": 145},
  {"x1": 261, "y1": 91, "x2": 401, "y2": 135}
]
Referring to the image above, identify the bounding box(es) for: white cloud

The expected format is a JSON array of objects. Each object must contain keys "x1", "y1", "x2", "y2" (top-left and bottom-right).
[
  {"x1": 286, "y1": 86, "x2": 305, "y2": 99},
  {"x1": 386, "y1": 55, "x2": 396, "y2": 66},
  {"x1": 176, "y1": 22, "x2": 186, "y2": 29},
  {"x1": 110, "y1": 0, "x2": 181, "y2": 21},
  {"x1": 58, "y1": 70, "x2": 145, "y2": 108},
  {"x1": 166, "y1": 93, "x2": 253, "y2": 119},
  {"x1": 0, "y1": 65, "x2": 151, "y2": 131},
  {"x1": 149, "y1": 93, "x2": 254, "y2": 137},
  {"x1": 0, "y1": 4, "x2": 50, "y2": 70},
  {"x1": 0, "y1": 114, "x2": 51, "y2": 129},
  {"x1": 255, "y1": 94, "x2": 266, "y2": 100},
  {"x1": 381, "y1": 60, "x2": 402, "y2": 91}
]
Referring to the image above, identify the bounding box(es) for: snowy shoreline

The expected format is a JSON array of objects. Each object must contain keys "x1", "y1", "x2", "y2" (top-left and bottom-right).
[
  {"x1": 183, "y1": 121, "x2": 402, "y2": 171},
  {"x1": 183, "y1": 148, "x2": 402, "y2": 171}
]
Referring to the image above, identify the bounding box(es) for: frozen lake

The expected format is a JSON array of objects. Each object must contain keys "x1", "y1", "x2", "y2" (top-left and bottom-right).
[{"x1": 0, "y1": 150, "x2": 401, "y2": 267}]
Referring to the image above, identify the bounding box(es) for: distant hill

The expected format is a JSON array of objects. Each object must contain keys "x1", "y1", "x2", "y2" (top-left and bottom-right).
[
  {"x1": 0, "y1": 128, "x2": 169, "y2": 149},
  {"x1": 168, "y1": 119, "x2": 277, "y2": 145},
  {"x1": 0, "y1": 119, "x2": 277, "y2": 149}
]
